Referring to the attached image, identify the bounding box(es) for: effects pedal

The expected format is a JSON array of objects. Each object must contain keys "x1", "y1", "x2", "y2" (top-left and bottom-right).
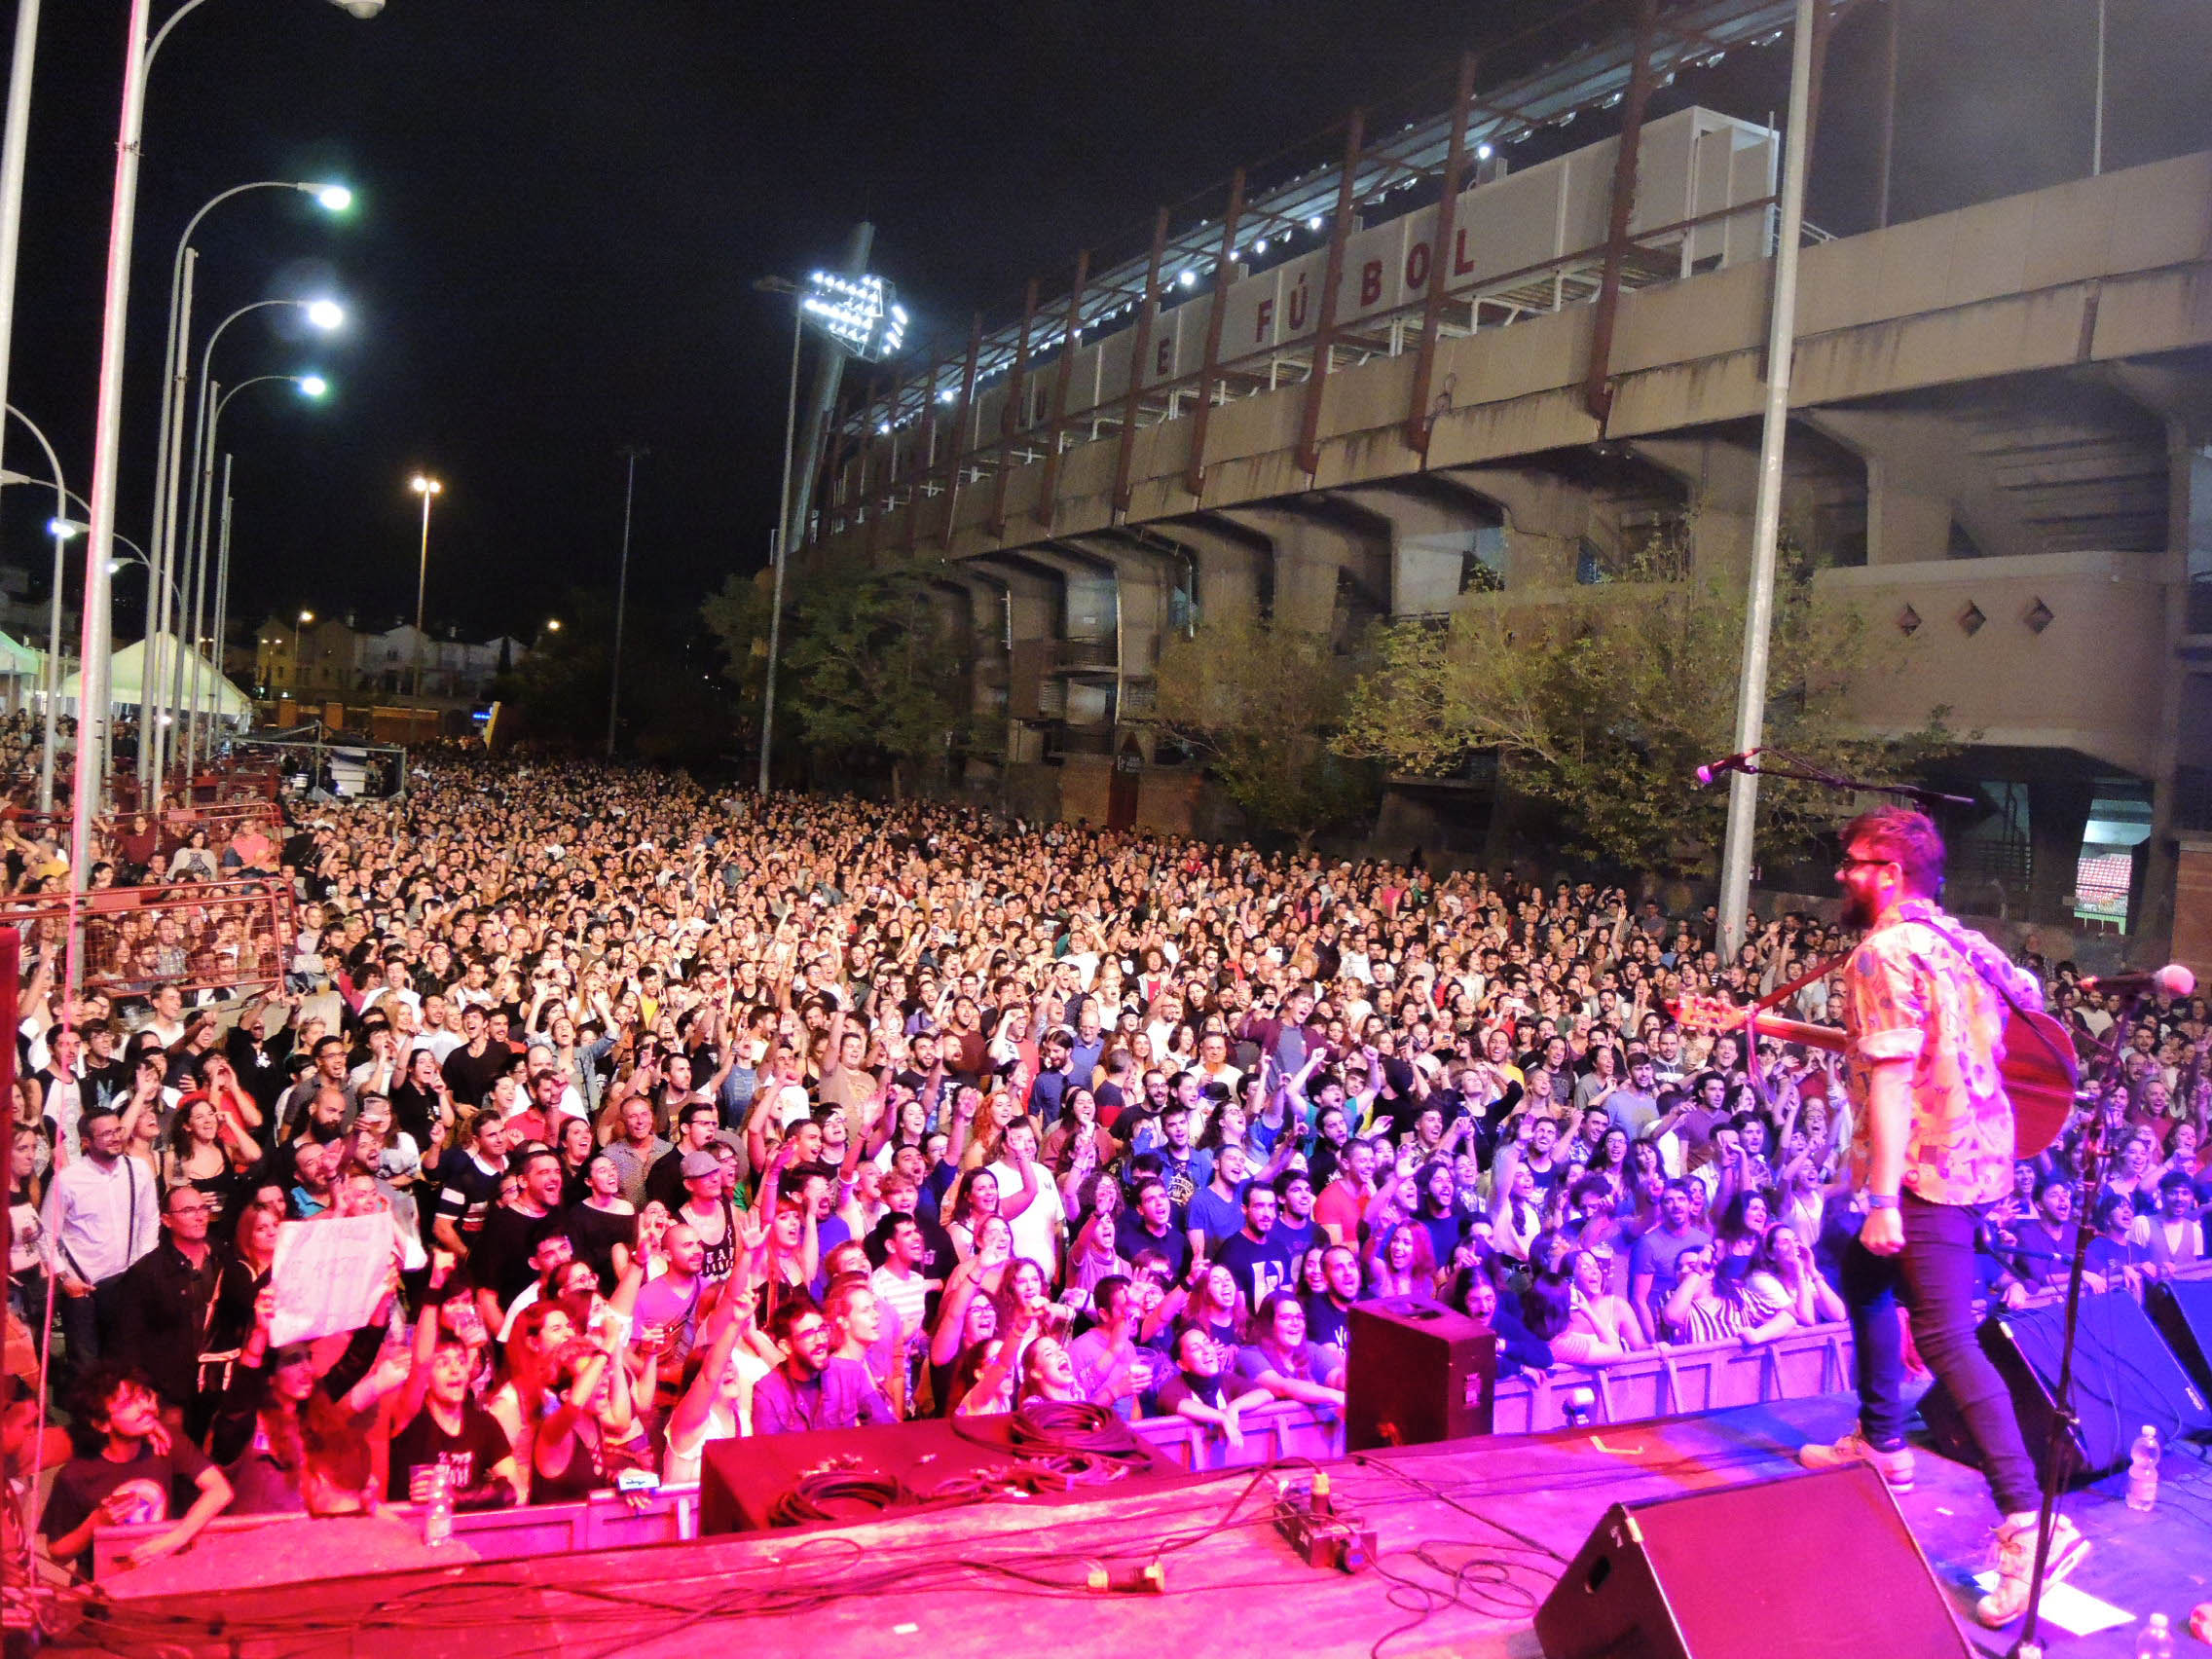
[{"x1": 1272, "y1": 1472, "x2": 1376, "y2": 1574}]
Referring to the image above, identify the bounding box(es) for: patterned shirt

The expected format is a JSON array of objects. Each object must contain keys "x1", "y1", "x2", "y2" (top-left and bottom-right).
[{"x1": 1843, "y1": 899, "x2": 2044, "y2": 1206}]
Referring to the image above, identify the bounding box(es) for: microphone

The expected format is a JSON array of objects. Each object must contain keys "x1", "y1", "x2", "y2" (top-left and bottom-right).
[
  {"x1": 1694, "y1": 749, "x2": 1760, "y2": 788},
  {"x1": 2077, "y1": 964, "x2": 2196, "y2": 999}
]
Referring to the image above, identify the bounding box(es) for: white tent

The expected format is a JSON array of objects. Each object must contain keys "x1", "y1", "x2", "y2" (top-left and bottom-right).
[
  {"x1": 0, "y1": 633, "x2": 38, "y2": 679},
  {"x1": 59, "y1": 633, "x2": 253, "y2": 723}
]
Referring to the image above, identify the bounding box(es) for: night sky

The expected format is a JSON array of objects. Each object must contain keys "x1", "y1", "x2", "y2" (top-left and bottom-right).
[{"x1": 1, "y1": 0, "x2": 2208, "y2": 645}]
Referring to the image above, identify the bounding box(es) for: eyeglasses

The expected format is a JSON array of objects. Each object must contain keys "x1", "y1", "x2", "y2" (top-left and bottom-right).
[{"x1": 1836, "y1": 855, "x2": 1895, "y2": 870}]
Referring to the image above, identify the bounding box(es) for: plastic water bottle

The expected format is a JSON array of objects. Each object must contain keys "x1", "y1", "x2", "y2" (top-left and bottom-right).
[
  {"x1": 424, "y1": 1463, "x2": 454, "y2": 1546},
  {"x1": 2127, "y1": 1425, "x2": 2160, "y2": 1513},
  {"x1": 2134, "y1": 1611, "x2": 2173, "y2": 1659}
]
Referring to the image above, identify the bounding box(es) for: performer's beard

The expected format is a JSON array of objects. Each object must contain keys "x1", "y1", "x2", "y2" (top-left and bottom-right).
[{"x1": 1839, "y1": 886, "x2": 1879, "y2": 930}]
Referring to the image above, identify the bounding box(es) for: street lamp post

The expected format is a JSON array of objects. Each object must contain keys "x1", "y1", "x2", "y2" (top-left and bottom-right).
[
  {"x1": 148, "y1": 179, "x2": 350, "y2": 780},
  {"x1": 753, "y1": 246, "x2": 907, "y2": 795},
  {"x1": 72, "y1": 0, "x2": 382, "y2": 1007},
  {"x1": 410, "y1": 475, "x2": 441, "y2": 699},
  {"x1": 182, "y1": 372, "x2": 324, "y2": 764},
  {"x1": 153, "y1": 295, "x2": 342, "y2": 785},
  {"x1": 608, "y1": 445, "x2": 645, "y2": 758},
  {"x1": 291, "y1": 609, "x2": 313, "y2": 701}
]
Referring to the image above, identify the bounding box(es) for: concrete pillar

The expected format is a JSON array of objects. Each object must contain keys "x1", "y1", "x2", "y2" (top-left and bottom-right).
[
  {"x1": 1217, "y1": 505, "x2": 1388, "y2": 638},
  {"x1": 1865, "y1": 459, "x2": 1954, "y2": 567},
  {"x1": 2172, "y1": 834, "x2": 2212, "y2": 982},
  {"x1": 1067, "y1": 535, "x2": 1174, "y2": 682},
  {"x1": 1338, "y1": 484, "x2": 1499, "y2": 618},
  {"x1": 1439, "y1": 465, "x2": 1594, "y2": 592},
  {"x1": 1163, "y1": 520, "x2": 1266, "y2": 627},
  {"x1": 2024, "y1": 775, "x2": 2095, "y2": 926},
  {"x1": 968, "y1": 557, "x2": 1057, "y2": 723}
]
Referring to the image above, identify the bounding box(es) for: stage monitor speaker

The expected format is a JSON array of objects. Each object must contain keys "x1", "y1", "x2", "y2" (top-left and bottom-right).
[
  {"x1": 698, "y1": 1413, "x2": 1189, "y2": 1535},
  {"x1": 1534, "y1": 1463, "x2": 1970, "y2": 1659},
  {"x1": 1344, "y1": 1295, "x2": 1496, "y2": 1452},
  {"x1": 2148, "y1": 1274, "x2": 2212, "y2": 1403},
  {"x1": 1918, "y1": 1290, "x2": 2211, "y2": 1485}
]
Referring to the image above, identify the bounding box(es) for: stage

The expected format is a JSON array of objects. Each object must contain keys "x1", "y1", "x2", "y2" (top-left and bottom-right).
[{"x1": 52, "y1": 1393, "x2": 2212, "y2": 1658}]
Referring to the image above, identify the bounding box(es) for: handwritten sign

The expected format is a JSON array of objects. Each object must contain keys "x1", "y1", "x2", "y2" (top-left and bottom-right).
[{"x1": 270, "y1": 1212, "x2": 397, "y2": 1346}]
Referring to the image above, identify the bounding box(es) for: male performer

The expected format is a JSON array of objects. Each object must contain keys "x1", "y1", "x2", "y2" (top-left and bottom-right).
[{"x1": 1799, "y1": 807, "x2": 2085, "y2": 1627}]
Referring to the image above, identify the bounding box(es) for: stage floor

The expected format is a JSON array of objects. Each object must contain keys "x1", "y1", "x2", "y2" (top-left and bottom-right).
[{"x1": 55, "y1": 1393, "x2": 2212, "y2": 1659}]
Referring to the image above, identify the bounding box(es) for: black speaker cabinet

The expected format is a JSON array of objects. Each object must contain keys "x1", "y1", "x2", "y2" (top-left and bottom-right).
[
  {"x1": 1919, "y1": 1290, "x2": 2211, "y2": 1485},
  {"x1": 1535, "y1": 1463, "x2": 1970, "y2": 1659},
  {"x1": 2148, "y1": 1274, "x2": 2212, "y2": 1402},
  {"x1": 1345, "y1": 1295, "x2": 1497, "y2": 1452},
  {"x1": 698, "y1": 1412, "x2": 1189, "y2": 1535}
]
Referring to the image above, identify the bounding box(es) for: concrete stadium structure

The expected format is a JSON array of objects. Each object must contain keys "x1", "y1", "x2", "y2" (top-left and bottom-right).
[{"x1": 795, "y1": 1, "x2": 2212, "y2": 966}]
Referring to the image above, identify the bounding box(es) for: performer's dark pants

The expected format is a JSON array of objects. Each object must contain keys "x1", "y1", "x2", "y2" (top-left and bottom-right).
[{"x1": 1841, "y1": 1190, "x2": 2041, "y2": 1517}]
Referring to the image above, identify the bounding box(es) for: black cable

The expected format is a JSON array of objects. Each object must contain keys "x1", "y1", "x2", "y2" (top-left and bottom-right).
[{"x1": 766, "y1": 1467, "x2": 914, "y2": 1529}]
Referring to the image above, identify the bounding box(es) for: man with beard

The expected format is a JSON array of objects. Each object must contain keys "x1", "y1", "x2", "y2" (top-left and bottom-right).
[{"x1": 1796, "y1": 808, "x2": 2083, "y2": 1629}]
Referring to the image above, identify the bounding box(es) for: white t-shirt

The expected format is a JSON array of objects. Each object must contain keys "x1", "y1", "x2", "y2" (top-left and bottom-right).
[{"x1": 987, "y1": 1158, "x2": 1066, "y2": 1278}]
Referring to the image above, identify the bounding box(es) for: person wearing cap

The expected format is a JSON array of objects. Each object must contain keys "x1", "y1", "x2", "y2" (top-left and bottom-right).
[
  {"x1": 675, "y1": 1146, "x2": 741, "y2": 1290},
  {"x1": 645, "y1": 1102, "x2": 723, "y2": 1214}
]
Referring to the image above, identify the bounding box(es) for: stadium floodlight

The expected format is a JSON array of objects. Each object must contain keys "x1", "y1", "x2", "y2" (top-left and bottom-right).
[{"x1": 800, "y1": 270, "x2": 906, "y2": 361}]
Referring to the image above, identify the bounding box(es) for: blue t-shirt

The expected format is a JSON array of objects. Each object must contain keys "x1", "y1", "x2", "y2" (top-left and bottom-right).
[{"x1": 1187, "y1": 1183, "x2": 1247, "y2": 1252}]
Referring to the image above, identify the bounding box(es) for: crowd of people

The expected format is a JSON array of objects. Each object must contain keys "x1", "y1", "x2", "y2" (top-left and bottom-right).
[{"x1": 0, "y1": 754, "x2": 2206, "y2": 1575}]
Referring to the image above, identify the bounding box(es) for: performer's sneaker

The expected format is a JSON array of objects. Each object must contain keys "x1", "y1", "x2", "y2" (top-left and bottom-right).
[
  {"x1": 1974, "y1": 1511, "x2": 2089, "y2": 1629},
  {"x1": 1797, "y1": 1431, "x2": 1916, "y2": 1492}
]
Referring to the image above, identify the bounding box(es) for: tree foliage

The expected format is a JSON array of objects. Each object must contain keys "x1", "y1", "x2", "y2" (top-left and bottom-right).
[
  {"x1": 1336, "y1": 540, "x2": 1953, "y2": 874},
  {"x1": 495, "y1": 588, "x2": 732, "y2": 764},
  {"x1": 707, "y1": 554, "x2": 965, "y2": 798},
  {"x1": 1152, "y1": 617, "x2": 1378, "y2": 849}
]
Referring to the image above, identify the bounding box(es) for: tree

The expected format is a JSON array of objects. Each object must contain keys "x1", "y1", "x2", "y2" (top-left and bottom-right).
[
  {"x1": 1152, "y1": 617, "x2": 1378, "y2": 851},
  {"x1": 1336, "y1": 539, "x2": 1953, "y2": 875},
  {"x1": 769, "y1": 555, "x2": 965, "y2": 799},
  {"x1": 699, "y1": 566, "x2": 774, "y2": 729}
]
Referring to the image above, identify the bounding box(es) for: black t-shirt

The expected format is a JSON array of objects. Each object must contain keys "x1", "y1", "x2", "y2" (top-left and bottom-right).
[
  {"x1": 434, "y1": 1152, "x2": 506, "y2": 1242},
  {"x1": 1158, "y1": 1370, "x2": 1227, "y2": 1414},
  {"x1": 440, "y1": 1043, "x2": 508, "y2": 1110},
  {"x1": 42, "y1": 1439, "x2": 214, "y2": 1571},
  {"x1": 1114, "y1": 1214, "x2": 1190, "y2": 1282},
  {"x1": 473, "y1": 1203, "x2": 567, "y2": 1311},
  {"x1": 1272, "y1": 1214, "x2": 1318, "y2": 1266},
  {"x1": 567, "y1": 1202, "x2": 638, "y2": 1295},
  {"x1": 1302, "y1": 1290, "x2": 1351, "y2": 1351},
  {"x1": 1213, "y1": 1229, "x2": 1296, "y2": 1312},
  {"x1": 385, "y1": 1398, "x2": 514, "y2": 1502}
]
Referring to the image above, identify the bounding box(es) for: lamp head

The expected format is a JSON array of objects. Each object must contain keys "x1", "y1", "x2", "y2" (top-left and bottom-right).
[
  {"x1": 410, "y1": 475, "x2": 442, "y2": 497},
  {"x1": 298, "y1": 610, "x2": 314, "y2": 626},
  {"x1": 546, "y1": 618, "x2": 562, "y2": 632},
  {"x1": 310, "y1": 184, "x2": 354, "y2": 213},
  {"x1": 328, "y1": 0, "x2": 385, "y2": 17},
  {"x1": 48, "y1": 518, "x2": 82, "y2": 541},
  {"x1": 296, "y1": 376, "x2": 329, "y2": 398},
  {"x1": 304, "y1": 299, "x2": 345, "y2": 331}
]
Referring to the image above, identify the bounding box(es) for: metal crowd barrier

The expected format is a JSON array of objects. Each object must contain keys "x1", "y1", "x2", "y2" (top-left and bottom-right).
[
  {"x1": 1492, "y1": 1320, "x2": 1855, "y2": 1434},
  {"x1": 0, "y1": 875, "x2": 295, "y2": 1000},
  {"x1": 88, "y1": 1340, "x2": 1872, "y2": 1588}
]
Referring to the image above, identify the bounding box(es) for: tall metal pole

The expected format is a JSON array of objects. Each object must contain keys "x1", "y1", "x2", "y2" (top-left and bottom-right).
[
  {"x1": 176, "y1": 375, "x2": 216, "y2": 779},
  {"x1": 210, "y1": 461, "x2": 237, "y2": 751},
  {"x1": 2091, "y1": 0, "x2": 2107, "y2": 177},
  {"x1": 413, "y1": 488, "x2": 433, "y2": 699},
  {"x1": 209, "y1": 454, "x2": 231, "y2": 756},
  {"x1": 68, "y1": 0, "x2": 154, "y2": 1014},
  {"x1": 144, "y1": 250, "x2": 193, "y2": 792},
  {"x1": 0, "y1": 0, "x2": 41, "y2": 510},
  {"x1": 1715, "y1": 0, "x2": 1817, "y2": 960},
  {"x1": 757, "y1": 307, "x2": 802, "y2": 795},
  {"x1": 783, "y1": 221, "x2": 871, "y2": 568},
  {"x1": 1874, "y1": 0, "x2": 1899, "y2": 228},
  {"x1": 607, "y1": 444, "x2": 645, "y2": 758}
]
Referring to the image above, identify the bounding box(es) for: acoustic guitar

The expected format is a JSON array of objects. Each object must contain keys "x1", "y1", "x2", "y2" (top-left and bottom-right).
[{"x1": 1669, "y1": 993, "x2": 2076, "y2": 1160}]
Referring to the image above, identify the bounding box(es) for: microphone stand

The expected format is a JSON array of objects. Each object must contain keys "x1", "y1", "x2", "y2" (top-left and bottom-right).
[
  {"x1": 1725, "y1": 750, "x2": 1979, "y2": 810},
  {"x1": 2009, "y1": 1005, "x2": 2136, "y2": 1659}
]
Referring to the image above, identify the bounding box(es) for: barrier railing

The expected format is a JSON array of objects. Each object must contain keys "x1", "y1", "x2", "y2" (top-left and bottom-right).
[
  {"x1": 0, "y1": 876, "x2": 295, "y2": 999},
  {"x1": 1492, "y1": 1320, "x2": 1855, "y2": 1435}
]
